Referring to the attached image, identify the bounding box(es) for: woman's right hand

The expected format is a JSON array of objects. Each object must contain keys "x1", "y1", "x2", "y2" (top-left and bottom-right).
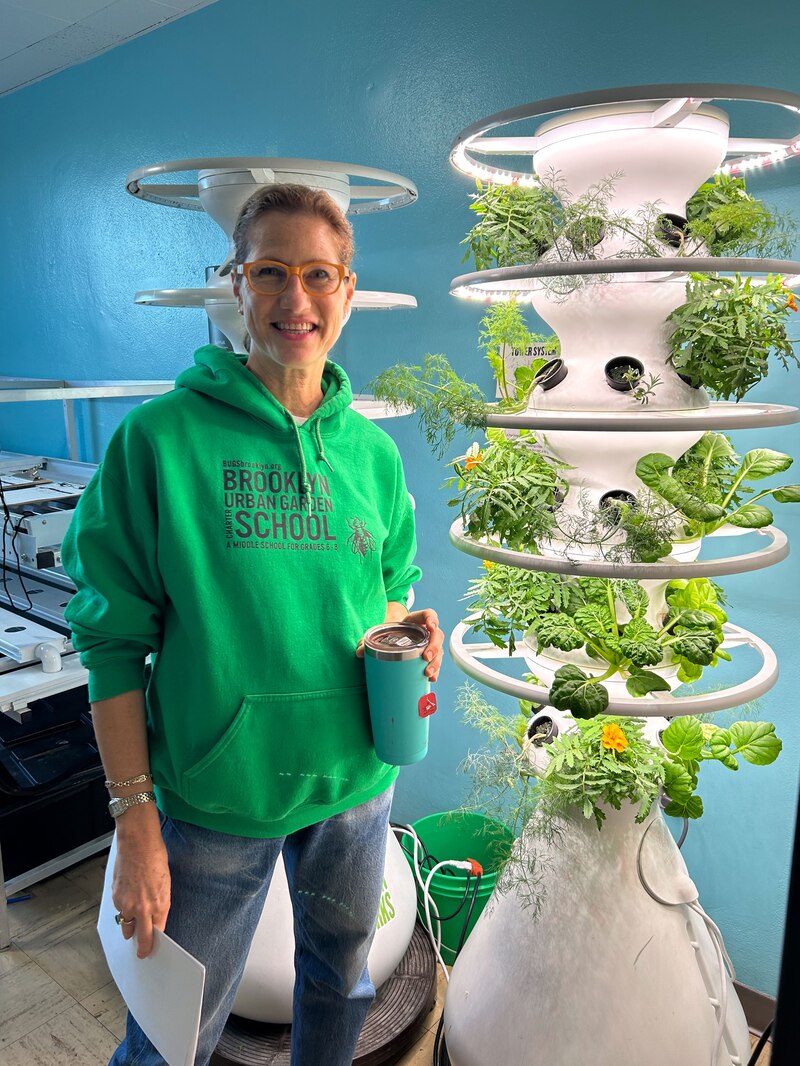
[{"x1": 112, "y1": 806, "x2": 171, "y2": 958}]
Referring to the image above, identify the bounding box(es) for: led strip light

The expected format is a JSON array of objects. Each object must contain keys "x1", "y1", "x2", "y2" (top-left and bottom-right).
[
  {"x1": 450, "y1": 84, "x2": 800, "y2": 186},
  {"x1": 450, "y1": 256, "x2": 800, "y2": 302},
  {"x1": 448, "y1": 520, "x2": 789, "y2": 581}
]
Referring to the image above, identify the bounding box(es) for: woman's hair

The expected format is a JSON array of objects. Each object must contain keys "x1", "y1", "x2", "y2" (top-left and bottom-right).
[{"x1": 232, "y1": 183, "x2": 354, "y2": 266}]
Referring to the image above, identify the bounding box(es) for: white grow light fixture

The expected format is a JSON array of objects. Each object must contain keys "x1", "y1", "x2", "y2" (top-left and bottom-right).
[
  {"x1": 449, "y1": 83, "x2": 800, "y2": 186},
  {"x1": 440, "y1": 84, "x2": 800, "y2": 1066},
  {"x1": 126, "y1": 156, "x2": 419, "y2": 416}
]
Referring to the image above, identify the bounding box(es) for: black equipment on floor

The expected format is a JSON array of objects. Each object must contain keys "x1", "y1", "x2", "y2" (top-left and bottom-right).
[
  {"x1": 0, "y1": 685, "x2": 112, "y2": 880},
  {"x1": 771, "y1": 778, "x2": 800, "y2": 1066},
  {"x1": 211, "y1": 922, "x2": 438, "y2": 1066}
]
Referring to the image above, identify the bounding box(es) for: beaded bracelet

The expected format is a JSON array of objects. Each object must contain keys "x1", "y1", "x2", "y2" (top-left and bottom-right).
[{"x1": 104, "y1": 772, "x2": 153, "y2": 790}]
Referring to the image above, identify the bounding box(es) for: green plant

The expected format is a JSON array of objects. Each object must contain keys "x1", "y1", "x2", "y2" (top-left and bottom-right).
[
  {"x1": 667, "y1": 272, "x2": 799, "y2": 400},
  {"x1": 457, "y1": 686, "x2": 782, "y2": 913},
  {"x1": 606, "y1": 363, "x2": 637, "y2": 384},
  {"x1": 461, "y1": 180, "x2": 562, "y2": 270},
  {"x1": 593, "y1": 491, "x2": 675, "y2": 560},
  {"x1": 367, "y1": 320, "x2": 559, "y2": 458},
  {"x1": 535, "y1": 713, "x2": 781, "y2": 827},
  {"x1": 464, "y1": 562, "x2": 575, "y2": 654},
  {"x1": 461, "y1": 172, "x2": 671, "y2": 279},
  {"x1": 537, "y1": 717, "x2": 667, "y2": 829},
  {"x1": 548, "y1": 173, "x2": 664, "y2": 260},
  {"x1": 368, "y1": 355, "x2": 488, "y2": 458},
  {"x1": 618, "y1": 368, "x2": 662, "y2": 405},
  {"x1": 658, "y1": 714, "x2": 782, "y2": 819},
  {"x1": 638, "y1": 433, "x2": 800, "y2": 539},
  {"x1": 447, "y1": 430, "x2": 570, "y2": 552},
  {"x1": 464, "y1": 566, "x2": 730, "y2": 717},
  {"x1": 478, "y1": 301, "x2": 558, "y2": 403},
  {"x1": 529, "y1": 575, "x2": 729, "y2": 717},
  {"x1": 686, "y1": 173, "x2": 797, "y2": 258},
  {"x1": 550, "y1": 488, "x2": 676, "y2": 564},
  {"x1": 457, "y1": 684, "x2": 537, "y2": 833}
]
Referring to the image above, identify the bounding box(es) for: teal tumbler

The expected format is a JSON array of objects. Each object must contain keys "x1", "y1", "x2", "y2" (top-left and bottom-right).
[{"x1": 363, "y1": 622, "x2": 437, "y2": 765}]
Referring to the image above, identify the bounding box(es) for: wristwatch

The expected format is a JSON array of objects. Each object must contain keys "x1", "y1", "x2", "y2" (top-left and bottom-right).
[{"x1": 108, "y1": 791, "x2": 156, "y2": 819}]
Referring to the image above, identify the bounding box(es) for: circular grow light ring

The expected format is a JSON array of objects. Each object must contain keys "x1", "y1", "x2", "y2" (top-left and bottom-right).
[
  {"x1": 449, "y1": 519, "x2": 789, "y2": 580},
  {"x1": 125, "y1": 157, "x2": 417, "y2": 214},
  {"x1": 450, "y1": 256, "x2": 800, "y2": 300},
  {"x1": 478, "y1": 401, "x2": 799, "y2": 433},
  {"x1": 134, "y1": 289, "x2": 418, "y2": 310},
  {"x1": 449, "y1": 620, "x2": 778, "y2": 718},
  {"x1": 450, "y1": 84, "x2": 800, "y2": 185}
]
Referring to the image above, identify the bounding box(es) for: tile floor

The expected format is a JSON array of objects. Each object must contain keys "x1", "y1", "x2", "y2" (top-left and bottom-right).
[
  {"x1": 0, "y1": 850, "x2": 444, "y2": 1066},
  {"x1": 0, "y1": 850, "x2": 771, "y2": 1065}
]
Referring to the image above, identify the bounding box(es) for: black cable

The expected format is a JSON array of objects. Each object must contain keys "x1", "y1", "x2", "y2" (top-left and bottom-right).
[
  {"x1": 433, "y1": 1011, "x2": 449, "y2": 1066},
  {"x1": 397, "y1": 836, "x2": 462, "y2": 879},
  {"x1": 747, "y1": 1019, "x2": 773, "y2": 1066},
  {"x1": 393, "y1": 826, "x2": 473, "y2": 922},
  {"x1": 433, "y1": 873, "x2": 482, "y2": 1066},
  {"x1": 454, "y1": 873, "x2": 482, "y2": 954},
  {"x1": 0, "y1": 475, "x2": 34, "y2": 611},
  {"x1": 429, "y1": 875, "x2": 477, "y2": 923}
]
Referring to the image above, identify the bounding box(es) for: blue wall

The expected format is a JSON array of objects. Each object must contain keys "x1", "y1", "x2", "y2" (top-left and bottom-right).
[{"x1": 1, "y1": 0, "x2": 797, "y2": 996}]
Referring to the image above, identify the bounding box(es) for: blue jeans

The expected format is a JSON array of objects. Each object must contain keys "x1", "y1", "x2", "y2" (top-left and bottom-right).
[{"x1": 110, "y1": 786, "x2": 393, "y2": 1066}]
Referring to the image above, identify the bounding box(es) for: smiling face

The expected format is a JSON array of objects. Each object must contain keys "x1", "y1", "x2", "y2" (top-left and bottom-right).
[{"x1": 232, "y1": 211, "x2": 356, "y2": 383}]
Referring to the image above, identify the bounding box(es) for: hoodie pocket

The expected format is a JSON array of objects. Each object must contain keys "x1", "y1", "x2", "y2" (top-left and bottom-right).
[{"x1": 181, "y1": 685, "x2": 382, "y2": 823}]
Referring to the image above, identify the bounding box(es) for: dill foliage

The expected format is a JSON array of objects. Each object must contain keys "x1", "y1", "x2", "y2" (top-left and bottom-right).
[{"x1": 368, "y1": 354, "x2": 488, "y2": 458}]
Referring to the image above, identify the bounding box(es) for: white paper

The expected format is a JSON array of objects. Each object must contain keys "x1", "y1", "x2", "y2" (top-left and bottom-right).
[{"x1": 98, "y1": 835, "x2": 206, "y2": 1066}]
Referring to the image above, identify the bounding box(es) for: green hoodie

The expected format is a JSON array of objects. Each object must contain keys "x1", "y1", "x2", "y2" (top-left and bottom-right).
[{"x1": 62, "y1": 346, "x2": 421, "y2": 837}]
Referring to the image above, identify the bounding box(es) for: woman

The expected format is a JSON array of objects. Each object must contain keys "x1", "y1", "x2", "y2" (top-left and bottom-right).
[{"x1": 62, "y1": 183, "x2": 443, "y2": 1066}]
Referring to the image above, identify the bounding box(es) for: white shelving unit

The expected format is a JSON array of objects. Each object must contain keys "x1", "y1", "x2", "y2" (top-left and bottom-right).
[{"x1": 0, "y1": 379, "x2": 174, "y2": 462}]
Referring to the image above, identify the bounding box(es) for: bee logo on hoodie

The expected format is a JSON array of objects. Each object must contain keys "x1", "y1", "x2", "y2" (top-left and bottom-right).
[{"x1": 347, "y1": 517, "x2": 376, "y2": 558}]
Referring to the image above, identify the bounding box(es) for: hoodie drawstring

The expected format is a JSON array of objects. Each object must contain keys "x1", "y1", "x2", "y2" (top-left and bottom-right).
[
  {"x1": 314, "y1": 421, "x2": 335, "y2": 475},
  {"x1": 289, "y1": 417, "x2": 335, "y2": 495},
  {"x1": 288, "y1": 417, "x2": 312, "y2": 496}
]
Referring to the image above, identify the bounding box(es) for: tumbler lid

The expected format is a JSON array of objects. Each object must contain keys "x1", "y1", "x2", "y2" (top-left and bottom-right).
[{"x1": 364, "y1": 622, "x2": 429, "y2": 661}]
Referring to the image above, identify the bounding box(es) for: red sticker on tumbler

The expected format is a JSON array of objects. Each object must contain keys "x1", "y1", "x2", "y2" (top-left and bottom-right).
[{"x1": 418, "y1": 693, "x2": 437, "y2": 718}]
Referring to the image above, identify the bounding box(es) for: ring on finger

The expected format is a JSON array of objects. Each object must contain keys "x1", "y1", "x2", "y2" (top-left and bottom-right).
[{"x1": 115, "y1": 912, "x2": 135, "y2": 926}]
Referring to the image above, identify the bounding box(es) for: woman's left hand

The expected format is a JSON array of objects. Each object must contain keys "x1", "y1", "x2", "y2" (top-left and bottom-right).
[{"x1": 402, "y1": 608, "x2": 445, "y2": 682}]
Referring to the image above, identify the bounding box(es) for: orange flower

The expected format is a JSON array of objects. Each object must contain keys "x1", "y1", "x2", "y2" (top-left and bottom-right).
[
  {"x1": 786, "y1": 293, "x2": 798, "y2": 312},
  {"x1": 601, "y1": 723, "x2": 628, "y2": 753},
  {"x1": 483, "y1": 560, "x2": 495, "y2": 570},
  {"x1": 465, "y1": 451, "x2": 483, "y2": 470}
]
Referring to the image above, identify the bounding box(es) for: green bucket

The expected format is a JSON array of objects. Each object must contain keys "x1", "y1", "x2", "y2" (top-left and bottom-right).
[{"x1": 402, "y1": 811, "x2": 514, "y2": 964}]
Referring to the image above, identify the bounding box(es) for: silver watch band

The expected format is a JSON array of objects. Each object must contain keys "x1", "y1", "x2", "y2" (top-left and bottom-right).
[{"x1": 108, "y1": 791, "x2": 156, "y2": 819}]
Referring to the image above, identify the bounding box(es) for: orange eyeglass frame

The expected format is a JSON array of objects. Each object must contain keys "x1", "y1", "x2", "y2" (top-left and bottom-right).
[{"x1": 234, "y1": 260, "x2": 349, "y2": 296}]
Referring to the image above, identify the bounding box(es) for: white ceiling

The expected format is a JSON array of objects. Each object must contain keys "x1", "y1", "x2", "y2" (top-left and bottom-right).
[{"x1": 0, "y1": 0, "x2": 220, "y2": 97}]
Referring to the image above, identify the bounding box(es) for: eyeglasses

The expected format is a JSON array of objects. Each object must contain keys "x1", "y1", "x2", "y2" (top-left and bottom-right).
[{"x1": 235, "y1": 260, "x2": 348, "y2": 296}]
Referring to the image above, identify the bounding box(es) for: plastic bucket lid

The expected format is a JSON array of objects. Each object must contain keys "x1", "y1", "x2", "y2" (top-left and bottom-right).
[{"x1": 402, "y1": 811, "x2": 513, "y2": 964}]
